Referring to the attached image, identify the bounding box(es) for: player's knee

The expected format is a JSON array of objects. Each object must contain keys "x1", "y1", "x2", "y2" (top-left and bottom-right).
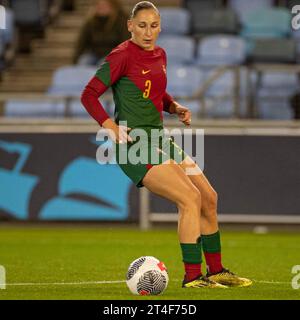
[
  {"x1": 177, "y1": 188, "x2": 201, "y2": 211},
  {"x1": 205, "y1": 190, "x2": 218, "y2": 211}
]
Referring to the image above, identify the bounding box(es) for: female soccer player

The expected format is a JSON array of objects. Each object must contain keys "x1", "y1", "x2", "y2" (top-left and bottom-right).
[{"x1": 81, "y1": 1, "x2": 252, "y2": 288}]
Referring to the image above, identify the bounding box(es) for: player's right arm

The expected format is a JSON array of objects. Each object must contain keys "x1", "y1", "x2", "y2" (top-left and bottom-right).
[{"x1": 81, "y1": 47, "x2": 132, "y2": 143}]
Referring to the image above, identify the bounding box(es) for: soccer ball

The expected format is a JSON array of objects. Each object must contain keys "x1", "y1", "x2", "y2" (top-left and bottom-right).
[{"x1": 126, "y1": 256, "x2": 169, "y2": 295}]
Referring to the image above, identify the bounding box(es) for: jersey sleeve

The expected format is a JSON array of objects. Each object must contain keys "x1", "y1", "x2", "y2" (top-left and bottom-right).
[
  {"x1": 95, "y1": 47, "x2": 128, "y2": 86},
  {"x1": 81, "y1": 77, "x2": 110, "y2": 126},
  {"x1": 162, "y1": 92, "x2": 175, "y2": 114},
  {"x1": 81, "y1": 47, "x2": 128, "y2": 125},
  {"x1": 161, "y1": 49, "x2": 175, "y2": 113}
]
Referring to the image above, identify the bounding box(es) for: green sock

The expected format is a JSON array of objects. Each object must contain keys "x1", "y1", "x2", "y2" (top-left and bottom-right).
[
  {"x1": 201, "y1": 231, "x2": 221, "y2": 253},
  {"x1": 180, "y1": 237, "x2": 202, "y2": 264}
]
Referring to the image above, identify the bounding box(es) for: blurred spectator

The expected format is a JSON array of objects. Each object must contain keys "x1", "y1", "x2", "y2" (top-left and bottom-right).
[{"x1": 73, "y1": 0, "x2": 129, "y2": 65}]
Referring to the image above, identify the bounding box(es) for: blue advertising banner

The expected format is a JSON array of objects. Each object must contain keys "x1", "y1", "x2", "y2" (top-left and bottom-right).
[
  {"x1": 1, "y1": 132, "x2": 300, "y2": 221},
  {"x1": 0, "y1": 133, "x2": 138, "y2": 221}
]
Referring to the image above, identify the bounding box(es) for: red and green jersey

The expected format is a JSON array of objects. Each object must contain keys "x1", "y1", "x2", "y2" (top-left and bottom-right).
[{"x1": 81, "y1": 40, "x2": 174, "y2": 131}]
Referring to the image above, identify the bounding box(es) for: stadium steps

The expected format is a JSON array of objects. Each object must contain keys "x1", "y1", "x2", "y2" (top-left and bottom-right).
[
  {"x1": 32, "y1": 30, "x2": 78, "y2": 49},
  {"x1": 52, "y1": 13, "x2": 86, "y2": 29},
  {"x1": 0, "y1": 0, "x2": 182, "y2": 94},
  {"x1": 11, "y1": 55, "x2": 71, "y2": 69},
  {"x1": 0, "y1": 1, "x2": 90, "y2": 93}
]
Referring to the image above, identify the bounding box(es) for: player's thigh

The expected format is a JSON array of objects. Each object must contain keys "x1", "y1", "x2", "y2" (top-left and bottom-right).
[
  {"x1": 142, "y1": 160, "x2": 201, "y2": 207},
  {"x1": 179, "y1": 156, "x2": 217, "y2": 206}
]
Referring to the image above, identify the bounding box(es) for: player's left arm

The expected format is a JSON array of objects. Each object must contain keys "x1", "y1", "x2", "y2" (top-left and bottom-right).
[{"x1": 163, "y1": 92, "x2": 191, "y2": 126}]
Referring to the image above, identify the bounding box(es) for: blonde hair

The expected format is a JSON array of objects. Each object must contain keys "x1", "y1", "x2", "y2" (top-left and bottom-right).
[{"x1": 130, "y1": 1, "x2": 160, "y2": 19}]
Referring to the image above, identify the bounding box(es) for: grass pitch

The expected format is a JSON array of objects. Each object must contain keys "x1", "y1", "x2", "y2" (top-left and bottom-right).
[{"x1": 0, "y1": 225, "x2": 299, "y2": 300}]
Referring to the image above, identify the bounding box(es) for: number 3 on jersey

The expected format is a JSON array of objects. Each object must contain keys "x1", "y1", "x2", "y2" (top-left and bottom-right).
[{"x1": 143, "y1": 80, "x2": 152, "y2": 99}]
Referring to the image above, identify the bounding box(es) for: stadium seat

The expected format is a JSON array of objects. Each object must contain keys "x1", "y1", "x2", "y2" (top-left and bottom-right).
[
  {"x1": 292, "y1": 30, "x2": 300, "y2": 60},
  {"x1": 203, "y1": 99, "x2": 238, "y2": 118},
  {"x1": 228, "y1": 0, "x2": 273, "y2": 23},
  {"x1": 196, "y1": 35, "x2": 246, "y2": 66},
  {"x1": 4, "y1": 100, "x2": 65, "y2": 117},
  {"x1": 189, "y1": 9, "x2": 239, "y2": 36},
  {"x1": 256, "y1": 72, "x2": 299, "y2": 120},
  {"x1": 241, "y1": 8, "x2": 291, "y2": 38},
  {"x1": 10, "y1": 0, "x2": 48, "y2": 26},
  {"x1": 10, "y1": 0, "x2": 50, "y2": 51},
  {"x1": 159, "y1": 7, "x2": 190, "y2": 35},
  {"x1": 248, "y1": 38, "x2": 297, "y2": 63},
  {"x1": 166, "y1": 65, "x2": 203, "y2": 97},
  {"x1": 69, "y1": 99, "x2": 114, "y2": 118},
  {"x1": 257, "y1": 100, "x2": 293, "y2": 120},
  {"x1": 202, "y1": 69, "x2": 239, "y2": 118},
  {"x1": 157, "y1": 35, "x2": 195, "y2": 65},
  {"x1": 258, "y1": 72, "x2": 300, "y2": 97},
  {"x1": 166, "y1": 65, "x2": 203, "y2": 116},
  {"x1": 183, "y1": 0, "x2": 224, "y2": 10},
  {"x1": 47, "y1": 66, "x2": 96, "y2": 96}
]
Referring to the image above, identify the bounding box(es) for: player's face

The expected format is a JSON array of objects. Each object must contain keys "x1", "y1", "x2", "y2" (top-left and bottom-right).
[{"x1": 127, "y1": 9, "x2": 161, "y2": 51}]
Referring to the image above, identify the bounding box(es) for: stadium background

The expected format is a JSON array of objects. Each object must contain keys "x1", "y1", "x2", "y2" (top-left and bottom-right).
[{"x1": 0, "y1": 0, "x2": 300, "y2": 300}]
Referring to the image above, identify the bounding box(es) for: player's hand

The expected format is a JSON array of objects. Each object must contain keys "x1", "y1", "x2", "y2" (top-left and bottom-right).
[
  {"x1": 117, "y1": 125, "x2": 132, "y2": 144},
  {"x1": 101, "y1": 119, "x2": 132, "y2": 144},
  {"x1": 174, "y1": 103, "x2": 191, "y2": 126}
]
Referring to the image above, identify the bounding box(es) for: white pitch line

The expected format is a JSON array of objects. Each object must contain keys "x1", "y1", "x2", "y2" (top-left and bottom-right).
[
  {"x1": 5, "y1": 280, "x2": 126, "y2": 286},
  {"x1": 172, "y1": 279, "x2": 290, "y2": 285},
  {"x1": 3, "y1": 279, "x2": 289, "y2": 287},
  {"x1": 252, "y1": 279, "x2": 290, "y2": 285}
]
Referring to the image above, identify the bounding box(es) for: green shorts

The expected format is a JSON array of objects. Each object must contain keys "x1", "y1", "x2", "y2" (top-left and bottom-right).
[{"x1": 115, "y1": 134, "x2": 188, "y2": 188}]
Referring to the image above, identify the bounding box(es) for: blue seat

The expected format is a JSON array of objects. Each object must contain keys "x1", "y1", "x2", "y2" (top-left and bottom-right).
[
  {"x1": 69, "y1": 100, "x2": 89, "y2": 118},
  {"x1": 157, "y1": 35, "x2": 195, "y2": 64},
  {"x1": 292, "y1": 30, "x2": 300, "y2": 59},
  {"x1": 10, "y1": 0, "x2": 48, "y2": 26},
  {"x1": 196, "y1": 35, "x2": 246, "y2": 66},
  {"x1": 258, "y1": 72, "x2": 299, "y2": 98},
  {"x1": 204, "y1": 69, "x2": 239, "y2": 118},
  {"x1": 256, "y1": 72, "x2": 299, "y2": 120},
  {"x1": 190, "y1": 9, "x2": 239, "y2": 35},
  {"x1": 183, "y1": 0, "x2": 223, "y2": 10},
  {"x1": 257, "y1": 100, "x2": 293, "y2": 120},
  {"x1": 166, "y1": 65, "x2": 203, "y2": 97},
  {"x1": 293, "y1": 29, "x2": 300, "y2": 40},
  {"x1": 241, "y1": 8, "x2": 291, "y2": 38},
  {"x1": 159, "y1": 8, "x2": 190, "y2": 35},
  {"x1": 4, "y1": 100, "x2": 65, "y2": 117},
  {"x1": 69, "y1": 99, "x2": 114, "y2": 118},
  {"x1": 205, "y1": 99, "x2": 238, "y2": 118},
  {"x1": 228, "y1": 0, "x2": 273, "y2": 23},
  {"x1": 166, "y1": 65, "x2": 203, "y2": 116},
  {"x1": 203, "y1": 70, "x2": 236, "y2": 97},
  {"x1": 48, "y1": 66, "x2": 96, "y2": 96}
]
